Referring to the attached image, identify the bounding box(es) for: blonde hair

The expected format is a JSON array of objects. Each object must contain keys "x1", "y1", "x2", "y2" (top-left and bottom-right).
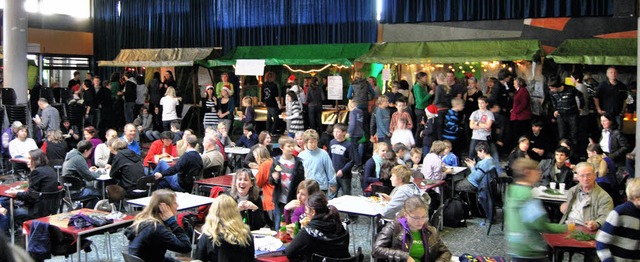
[
  {"x1": 201, "y1": 195, "x2": 251, "y2": 247},
  {"x1": 46, "y1": 130, "x2": 64, "y2": 143},
  {"x1": 429, "y1": 140, "x2": 446, "y2": 155},
  {"x1": 303, "y1": 129, "x2": 319, "y2": 143},
  {"x1": 278, "y1": 136, "x2": 296, "y2": 147},
  {"x1": 436, "y1": 73, "x2": 450, "y2": 93},
  {"x1": 391, "y1": 165, "x2": 413, "y2": 183},
  {"x1": 373, "y1": 142, "x2": 388, "y2": 153},
  {"x1": 242, "y1": 96, "x2": 252, "y2": 106},
  {"x1": 376, "y1": 95, "x2": 388, "y2": 105},
  {"x1": 253, "y1": 146, "x2": 272, "y2": 164},
  {"x1": 129, "y1": 190, "x2": 176, "y2": 234},
  {"x1": 165, "y1": 86, "x2": 176, "y2": 97},
  {"x1": 410, "y1": 147, "x2": 422, "y2": 156},
  {"x1": 626, "y1": 178, "x2": 640, "y2": 200}
]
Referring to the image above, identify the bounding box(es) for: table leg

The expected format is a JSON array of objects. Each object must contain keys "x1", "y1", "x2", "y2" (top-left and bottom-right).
[
  {"x1": 439, "y1": 184, "x2": 444, "y2": 230},
  {"x1": 9, "y1": 198, "x2": 14, "y2": 244},
  {"x1": 370, "y1": 216, "x2": 376, "y2": 261},
  {"x1": 102, "y1": 181, "x2": 106, "y2": 199},
  {"x1": 77, "y1": 235, "x2": 82, "y2": 262},
  {"x1": 106, "y1": 232, "x2": 112, "y2": 261}
]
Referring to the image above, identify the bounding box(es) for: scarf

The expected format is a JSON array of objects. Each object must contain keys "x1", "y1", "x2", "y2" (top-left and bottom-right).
[{"x1": 373, "y1": 154, "x2": 383, "y2": 178}]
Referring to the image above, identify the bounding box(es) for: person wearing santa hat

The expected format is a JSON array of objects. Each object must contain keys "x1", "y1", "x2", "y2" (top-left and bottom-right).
[{"x1": 421, "y1": 104, "x2": 439, "y2": 158}]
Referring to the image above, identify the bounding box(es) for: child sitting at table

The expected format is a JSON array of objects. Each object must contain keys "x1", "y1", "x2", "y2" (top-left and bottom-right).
[
  {"x1": 235, "y1": 123, "x2": 258, "y2": 149},
  {"x1": 269, "y1": 136, "x2": 305, "y2": 230},
  {"x1": 408, "y1": 147, "x2": 424, "y2": 179},
  {"x1": 441, "y1": 140, "x2": 459, "y2": 167}
]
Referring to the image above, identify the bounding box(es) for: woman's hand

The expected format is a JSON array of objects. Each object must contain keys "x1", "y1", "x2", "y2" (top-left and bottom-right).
[
  {"x1": 284, "y1": 200, "x2": 301, "y2": 210},
  {"x1": 378, "y1": 193, "x2": 390, "y2": 201},
  {"x1": 158, "y1": 203, "x2": 175, "y2": 221},
  {"x1": 238, "y1": 200, "x2": 258, "y2": 211},
  {"x1": 248, "y1": 162, "x2": 259, "y2": 169}
]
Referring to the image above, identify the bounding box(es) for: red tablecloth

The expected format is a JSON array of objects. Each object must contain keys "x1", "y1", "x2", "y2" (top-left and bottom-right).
[
  {"x1": 414, "y1": 178, "x2": 447, "y2": 191},
  {"x1": 0, "y1": 181, "x2": 28, "y2": 198},
  {"x1": 22, "y1": 208, "x2": 135, "y2": 238},
  {"x1": 195, "y1": 175, "x2": 234, "y2": 188},
  {"x1": 256, "y1": 256, "x2": 289, "y2": 262},
  {"x1": 543, "y1": 225, "x2": 597, "y2": 249}
]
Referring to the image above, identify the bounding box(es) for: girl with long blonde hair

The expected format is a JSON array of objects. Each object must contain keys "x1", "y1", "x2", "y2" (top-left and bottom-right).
[
  {"x1": 160, "y1": 86, "x2": 180, "y2": 131},
  {"x1": 125, "y1": 189, "x2": 191, "y2": 262},
  {"x1": 253, "y1": 146, "x2": 275, "y2": 225},
  {"x1": 195, "y1": 194, "x2": 255, "y2": 261}
]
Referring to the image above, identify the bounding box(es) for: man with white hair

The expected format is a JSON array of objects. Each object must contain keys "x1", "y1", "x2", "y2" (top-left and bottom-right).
[
  {"x1": 1, "y1": 121, "x2": 22, "y2": 158},
  {"x1": 560, "y1": 162, "x2": 613, "y2": 231},
  {"x1": 121, "y1": 123, "x2": 140, "y2": 155},
  {"x1": 201, "y1": 135, "x2": 224, "y2": 169}
]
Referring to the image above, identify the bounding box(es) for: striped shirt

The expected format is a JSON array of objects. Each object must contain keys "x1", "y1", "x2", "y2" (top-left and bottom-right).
[
  {"x1": 203, "y1": 99, "x2": 219, "y2": 127},
  {"x1": 596, "y1": 201, "x2": 640, "y2": 262}
]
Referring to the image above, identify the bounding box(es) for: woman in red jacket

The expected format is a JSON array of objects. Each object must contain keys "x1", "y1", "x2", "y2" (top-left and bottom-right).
[{"x1": 510, "y1": 77, "x2": 532, "y2": 146}]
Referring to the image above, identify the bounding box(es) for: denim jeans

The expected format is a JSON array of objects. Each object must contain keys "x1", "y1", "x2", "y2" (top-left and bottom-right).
[
  {"x1": 336, "y1": 176, "x2": 352, "y2": 196},
  {"x1": 154, "y1": 160, "x2": 185, "y2": 192},
  {"x1": 272, "y1": 202, "x2": 285, "y2": 230}
]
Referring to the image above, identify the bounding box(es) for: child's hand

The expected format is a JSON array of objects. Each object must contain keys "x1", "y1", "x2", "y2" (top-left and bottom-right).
[{"x1": 271, "y1": 171, "x2": 280, "y2": 180}]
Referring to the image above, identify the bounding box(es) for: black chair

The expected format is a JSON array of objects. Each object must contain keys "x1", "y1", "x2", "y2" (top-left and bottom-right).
[
  {"x1": 202, "y1": 164, "x2": 223, "y2": 179},
  {"x1": 4, "y1": 104, "x2": 29, "y2": 126},
  {"x1": 64, "y1": 103, "x2": 85, "y2": 128},
  {"x1": 40, "y1": 87, "x2": 55, "y2": 104},
  {"x1": 37, "y1": 188, "x2": 66, "y2": 215},
  {"x1": 310, "y1": 247, "x2": 363, "y2": 262},
  {"x1": 122, "y1": 251, "x2": 144, "y2": 262},
  {"x1": 133, "y1": 176, "x2": 157, "y2": 197},
  {"x1": 1, "y1": 88, "x2": 17, "y2": 105},
  {"x1": 60, "y1": 175, "x2": 98, "y2": 209}
]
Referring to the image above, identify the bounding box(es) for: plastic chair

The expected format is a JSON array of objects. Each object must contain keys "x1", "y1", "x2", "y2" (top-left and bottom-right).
[
  {"x1": 37, "y1": 188, "x2": 66, "y2": 215},
  {"x1": 310, "y1": 247, "x2": 363, "y2": 262},
  {"x1": 121, "y1": 251, "x2": 144, "y2": 262},
  {"x1": 60, "y1": 175, "x2": 97, "y2": 209}
]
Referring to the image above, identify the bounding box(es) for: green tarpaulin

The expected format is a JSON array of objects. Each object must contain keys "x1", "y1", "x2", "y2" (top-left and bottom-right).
[
  {"x1": 356, "y1": 40, "x2": 543, "y2": 64},
  {"x1": 198, "y1": 43, "x2": 371, "y2": 67},
  {"x1": 547, "y1": 38, "x2": 637, "y2": 66}
]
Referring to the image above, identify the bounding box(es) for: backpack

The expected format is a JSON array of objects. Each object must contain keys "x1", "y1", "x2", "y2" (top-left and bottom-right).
[{"x1": 443, "y1": 196, "x2": 469, "y2": 228}]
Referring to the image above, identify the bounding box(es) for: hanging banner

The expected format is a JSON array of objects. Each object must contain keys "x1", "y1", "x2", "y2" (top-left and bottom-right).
[
  {"x1": 235, "y1": 59, "x2": 265, "y2": 76},
  {"x1": 327, "y1": 76, "x2": 343, "y2": 100}
]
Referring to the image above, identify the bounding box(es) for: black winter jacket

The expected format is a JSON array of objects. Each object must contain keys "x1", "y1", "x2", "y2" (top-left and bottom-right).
[
  {"x1": 195, "y1": 232, "x2": 255, "y2": 262},
  {"x1": 17, "y1": 166, "x2": 59, "y2": 218},
  {"x1": 285, "y1": 215, "x2": 350, "y2": 261},
  {"x1": 110, "y1": 148, "x2": 145, "y2": 192},
  {"x1": 125, "y1": 218, "x2": 191, "y2": 262}
]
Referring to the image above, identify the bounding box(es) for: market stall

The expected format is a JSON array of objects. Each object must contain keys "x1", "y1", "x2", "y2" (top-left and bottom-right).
[
  {"x1": 98, "y1": 47, "x2": 220, "y2": 133},
  {"x1": 355, "y1": 39, "x2": 546, "y2": 114},
  {"x1": 548, "y1": 38, "x2": 638, "y2": 134},
  {"x1": 198, "y1": 43, "x2": 372, "y2": 125}
]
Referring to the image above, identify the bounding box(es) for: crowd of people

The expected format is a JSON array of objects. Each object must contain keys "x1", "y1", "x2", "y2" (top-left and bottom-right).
[{"x1": 0, "y1": 65, "x2": 638, "y2": 262}]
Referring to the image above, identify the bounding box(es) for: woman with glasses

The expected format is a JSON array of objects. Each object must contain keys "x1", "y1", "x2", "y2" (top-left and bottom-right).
[
  {"x1": 228, "y1": 168, "x2": 266, "y2": 230},
  {"x1": 373, "y1": 196, "x2": 451, "y2": 262}
]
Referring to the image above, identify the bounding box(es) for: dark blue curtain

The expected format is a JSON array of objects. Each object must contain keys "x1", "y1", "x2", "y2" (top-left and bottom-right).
[
  {"x1": 381, "y1": 0, "x2": 613, "y2": 23},
  {"x1": 93, "y1": 0, "x2": 377, "y2": 72}
]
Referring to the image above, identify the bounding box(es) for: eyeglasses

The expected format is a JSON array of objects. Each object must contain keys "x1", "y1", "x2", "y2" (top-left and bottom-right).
[{"x1": 406, "y1": 214, "x2": 428, "y2": 221}]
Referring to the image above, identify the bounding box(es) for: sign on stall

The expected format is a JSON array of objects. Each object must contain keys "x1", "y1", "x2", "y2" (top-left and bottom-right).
[
  {"x1": 235, "y1": 59, "x2": 265, "y2": 76},
  {"x1": 382, "y1": 68, "x2": 391, "y2": 82},
  {"x1": 327, "y1": 76, "x2": 343, "y2": 100}
]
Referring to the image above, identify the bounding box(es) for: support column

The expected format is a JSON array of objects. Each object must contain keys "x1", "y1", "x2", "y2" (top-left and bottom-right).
[
  {"x1": 3, "y1": 0, "x2": 29, "y2": 104},
  {"x1": 636, "y1": 1, "x2": 640, "y2": 177}
]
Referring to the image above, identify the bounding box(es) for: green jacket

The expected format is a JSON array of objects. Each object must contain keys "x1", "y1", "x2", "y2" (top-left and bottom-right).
[
  {"x1": 559, "y1": 184, "x2": 613, "y2": 227},
  {"x1": 413, "y1": 83, "x2": 431, "y2": 110},
  {"x1": 505, "y1": 184, "x2": 566, "y2": 259}
]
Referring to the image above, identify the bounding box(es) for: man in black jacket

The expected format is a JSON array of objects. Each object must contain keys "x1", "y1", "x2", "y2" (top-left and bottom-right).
[
  {"x1": 538, "y1": 146, "x2": 574, "y2": 188},
  {"x1": 548, "y1": 74, "x2": 584, "y2": 146},
  {"x1": 154, "y1": 134, "x2": 203, "y2": 192},
  {"x1": 122, "y1": 72, "x2": 138, "y2": 124}
]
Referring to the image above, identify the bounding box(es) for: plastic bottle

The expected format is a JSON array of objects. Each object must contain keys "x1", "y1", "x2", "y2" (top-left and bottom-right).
[{"x1": 294, "y1": 221, "x2": 300, "y2": 236}]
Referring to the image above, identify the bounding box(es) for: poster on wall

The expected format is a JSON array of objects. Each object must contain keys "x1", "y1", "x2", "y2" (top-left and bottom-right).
[
  {"x1": 235, "y1": 59, "x2": 265, "y2": 76},
  {"x1": 327, "y1": 76, "x2": 343, "y2": 100},
  {"x1": 382, "y1": 68, "x2": 391, "y2": 81}
]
